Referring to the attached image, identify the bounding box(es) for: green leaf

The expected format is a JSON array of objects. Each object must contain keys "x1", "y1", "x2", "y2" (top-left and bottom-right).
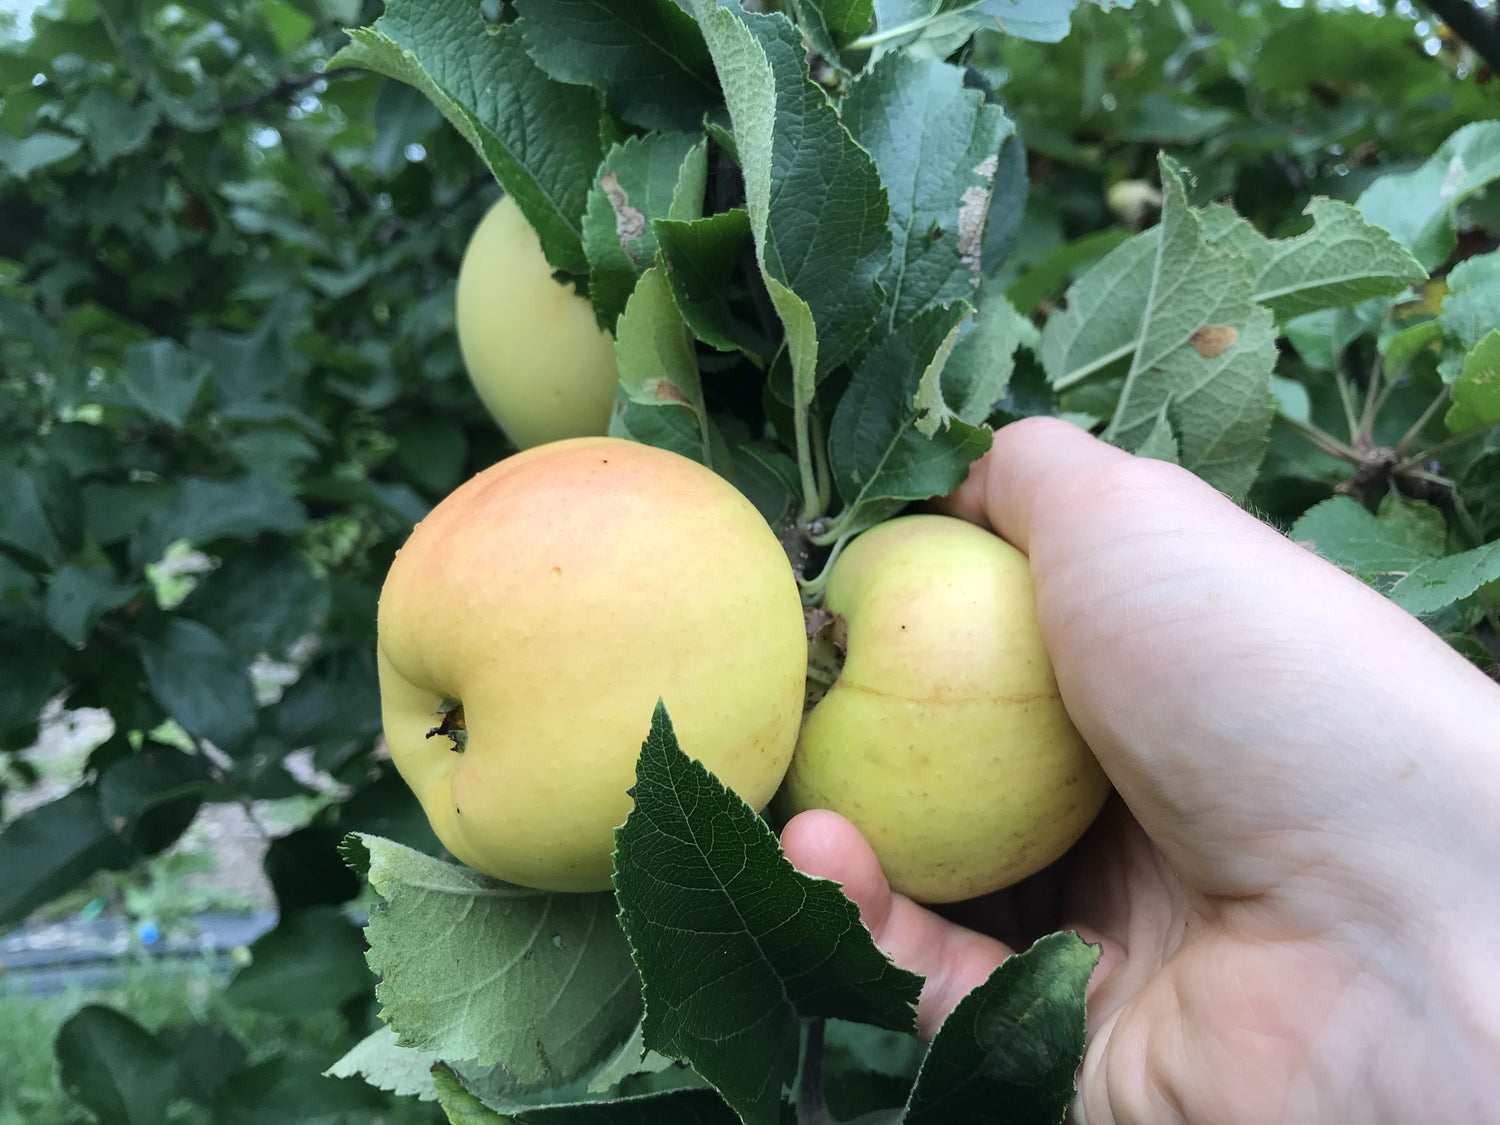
[
  {"x1": 1439, "y1": 251, "x2": 1500, "y2": 355},
  {"x1": 0, "y1": 787, "x2": 130, "y2": 925},
  {"x1": 1199, "y1": 197, "x2": 1426, "y2": 321},
  {"x1": 180, "y1": 541, "x2": 329, "y2": 663},
  {"x1": 156, "y1": 1024, "x2": 248, "y2": 1105},
  {"x1": 1291, "y1": 496, "x2": 1438, "y2": 580},
  {"x1": 1387, "y1": 540, "x2": 1500, "y2": 617},
  {"x1": 1288, "y1": 497, "x2": 1500, "y2": 616},
  {"x1": 1381, "y1": 319, "x2": 1445, "y2": 377},
  {"x1": 1005, "y1": 227, "x2": 1132, "y2": 317},
  {"x1": 137, "y1": 617, "x2": 259, "y2": 753},
  {"x1": 938, "y1": 279, "x2": 1038, "y2": 426},
  {"x1": 583, "y1": 132, "x2": 707, "y2": 329},
  {"x1": 131, "y1": 475, "x2": 306, "y2": 565},
  {"x1": 842, "y1": 53, "x2": 1013, "y2": 335},
  {"x1": 815, "y1": 0, "x2": 876, "y2": 44},
  {"x1": 513, "y1": 0, "x2": 720, "y2": 133},
  {"x1": 97, "y1": 743, "x2": 214, "y2": 838},
  {"x1": 331, "y1": 0, "x2": 605, "y2": 273},
  {"x1": 829, "y1": 303, "x2": 992, "y2": 530},
  {"x1": 225, "y1": 907, "x2": 375, "y2": 1015},
  {"x1": 65, "y1": 88, "x2": 160, "y2": 165},
  {"x1": 1356, "y1": 120, "x2": 1500, "y2": 270},
  {"x1": 1445, "y1": 331, "x2": 1500, "y2": 434},
  {"x1": 434, "y1": 1067, "x2": 508, "y2": 1125},
  {"x1": 902, "y1": 931, "x2": 1099, "y2": 1125},
  {"x1": 56, "y1": 1006, "x2": 182, "y2": 1125},
  {"x1": 613, "y1": 703, "x2": 922, "y2": 1125},
  {"x1": 689, "y1": 1, "x2": 890, "y2": 383},
  {"x1": 354, "y1": 832, "x2": 643, "y2": 1085},
  {"x1": 325, "y1": 1024, "x2": 440, "y2": 1102},
  {"x1": 613, "y1": 265, "x2": 715, "y2": 468},
  {"x1": 44, "y1": 562, "x2": 139, "y2": 647},
  {"x1": 0, "y1": 609, "x2": 64, "y2": 743},
  {"x1": 434, "y1": 1064, "x2": 734, "y2": 1124},
  {"x1": 0, "y1": 462, "x2": 64, "y2": 565},
  {"x1": 212, "y1": 1053, "x2": 392, "y2": 1124},
  {"x1": 654, "y1": 209, "x2": 763, "y2": 357},
  {"x1": 262, "y1": 0, "x2": 317, "y2": 54},
  {"x1": 1041, "y1": 156, "x2": 1277, "y2": 500},
  {"x1": 1134, "y1": 401, "x2": 1181, "y2": 463},
  {"x1": 0, "y1": 129, "x2": 82, "y2": 177}
]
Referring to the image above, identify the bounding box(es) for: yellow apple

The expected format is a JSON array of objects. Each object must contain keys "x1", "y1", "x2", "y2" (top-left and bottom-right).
[
  {"x1": 779, "y1": 514, "x2": 1111, "y2": 903},
  {"x1": 455, "y1": 196, "x2": 619, "y2": 449},
  {"x1": 376, "y1": 436, "x2": 807, "y2": 892}
]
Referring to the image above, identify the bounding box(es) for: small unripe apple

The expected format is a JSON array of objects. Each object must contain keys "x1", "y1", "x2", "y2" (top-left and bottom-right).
[
  {"x1": 779, "y1": 514, "x2": 1111, "y2": 903},
  {"x1": 455, "y1": 196, "x2": 619, "y2": 450},
  {"x1": 377, "y1": 437, "x2": 807, "y2": 892}
]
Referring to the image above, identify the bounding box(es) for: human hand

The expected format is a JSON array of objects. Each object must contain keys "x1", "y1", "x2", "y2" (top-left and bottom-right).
[{"x1": 782, "y1": 417, "x2": 1500, "y2": 1123}]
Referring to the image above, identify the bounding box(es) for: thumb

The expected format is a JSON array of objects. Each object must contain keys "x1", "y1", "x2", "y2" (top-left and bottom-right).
[{"x1": 780, "y1": 809, "x2": 1013, "y2": 1039}]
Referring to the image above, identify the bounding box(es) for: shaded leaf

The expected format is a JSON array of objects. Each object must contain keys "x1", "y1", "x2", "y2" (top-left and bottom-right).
[
  {"x1": 1445, "y1": 331, "x2": 1500, "y2": 434},
  {"x1": 583, "y1": 132, "x2": 707, "y2": 329},
  {"x1": 0, "y1": 787, "x2": 130, "y2": 925},
  {"x1": 829, "y1": 303, "x2": 991, "y2": 532},
  {"x1": 903, "y1": 931, "x2": 1099, "y2": 1125},
  {"x1": 352, "y1": 832, "x2": 643, "y2": 1085},
  {"x1": 332, "y1": 0, "x2": 604, "y2": 273},
  {"x1": 842, "y1": 52, "x2": 1013, "y2": 334},
  {"x1": 56, "y1": 1006, "x2": 181, "y2": 1125},
  {"x1": 614, "y1": 703, "x2": 922, "y2": 1125},
  {"x1": 225, "y1": 907, "x2": 375, "y2": 1016},
  {"x1": 137, "y1": 617, "x2": 258, "y2": 753},
  {"x1": 514, "y1": 0, "x2": 720, "y2": 132}
]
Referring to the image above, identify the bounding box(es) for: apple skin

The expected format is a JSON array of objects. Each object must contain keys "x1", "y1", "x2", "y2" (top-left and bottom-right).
[
  {"x1": 455, "y1": 196, "x2": 618, "y2": 450},
  {"x1": 778, "y1": 514, "x2": 1111, "y2": 904},
  {"x1": 376, "y1": 436, "x2": 807, "y2": 892}
]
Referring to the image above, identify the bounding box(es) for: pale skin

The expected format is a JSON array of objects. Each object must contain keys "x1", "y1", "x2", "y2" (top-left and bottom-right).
[{"x1": 781, "y1": 417, "x2": 1500, "y2": 1124}]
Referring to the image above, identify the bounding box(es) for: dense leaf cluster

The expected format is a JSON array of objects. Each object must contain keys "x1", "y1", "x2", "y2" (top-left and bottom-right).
[{"x1": 2, "y1": 0, "x2": 1498, "y2": 1121}]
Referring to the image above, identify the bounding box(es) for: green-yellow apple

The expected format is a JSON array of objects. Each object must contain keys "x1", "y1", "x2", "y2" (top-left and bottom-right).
[
  {"x1": 455, "y1": 196, "x2": 619, "y2": 450},
  {"x1": 778, "y1": 514, "x2": 1111, "y2": 903},
  {"x1": 376, "y1": 436, "x2": 807, "y2": 892}
]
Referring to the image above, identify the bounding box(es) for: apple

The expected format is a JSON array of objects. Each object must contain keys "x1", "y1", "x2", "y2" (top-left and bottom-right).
[
  {"x1": 376, "y1": 436, "x2": 807, "y2": 892},
  {"x1": 778, "y1": 514, "x2": 1111, "y2": 904},
  {"x1": 455, "y1": 196, "x2": 619, "y2": 450}
]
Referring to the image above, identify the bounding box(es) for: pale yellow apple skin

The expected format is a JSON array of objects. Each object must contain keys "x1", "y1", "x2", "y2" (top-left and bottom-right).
[
  {"x1": 455, "y1": 196, "x2": 619, "y2": 449},
  {"x1": 376, "y1": 436, "x2": 807, "y2": 892},
  {"x1": 780, "y1": 514, "x2": 1111, "y2": 904}
]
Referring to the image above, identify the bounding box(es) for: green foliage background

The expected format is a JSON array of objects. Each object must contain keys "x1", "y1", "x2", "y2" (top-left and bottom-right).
[{"x1": 1, "y1": 0, "x2": 1496, "y2": 1120}]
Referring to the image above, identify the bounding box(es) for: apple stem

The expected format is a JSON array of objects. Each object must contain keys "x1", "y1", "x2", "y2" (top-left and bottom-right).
[
  {"x1": 797, "y1": 531, "x2": 855, "y2": 604},
  {"x1": 796, "y1": 394, "x2": 826, "y2": 524}
]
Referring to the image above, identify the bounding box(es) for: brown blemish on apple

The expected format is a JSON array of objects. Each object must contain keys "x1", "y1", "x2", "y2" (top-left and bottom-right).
[
  {"x1": 1190, "y1": 325, "x2": 1238, "y2": 358},
  {"x1": 549, "y1": 566, "x2": 563, "y2": 585}
]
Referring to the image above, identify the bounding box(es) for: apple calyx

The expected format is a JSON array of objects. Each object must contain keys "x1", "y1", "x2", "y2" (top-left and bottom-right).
[
  {"x1": 803, "y1": 607, "x2": 847, "y2": 711},
  {"x1": 426, "y1": 699, "x2": 467, "y2": 752}
]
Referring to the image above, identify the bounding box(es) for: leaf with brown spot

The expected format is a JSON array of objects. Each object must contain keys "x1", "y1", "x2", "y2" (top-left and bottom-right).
[
  {"x1": 600, "y1": 171, "x2": 647, "y2": 262},
  {"x1": 1190, "y1": 325, "x2": 1238, "y2": 358}
]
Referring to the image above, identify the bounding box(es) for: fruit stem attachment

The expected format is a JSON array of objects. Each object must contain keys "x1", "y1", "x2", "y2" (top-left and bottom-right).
[
  {"x1": 798, "y1": 530, "x2": 855, "y2": 604},
  {"x1": 427, "y1": 700, "x2": 468, "y2": 752},
  {"x1": 796, "y1": 393, "x2": 826, "y2": 524}
]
